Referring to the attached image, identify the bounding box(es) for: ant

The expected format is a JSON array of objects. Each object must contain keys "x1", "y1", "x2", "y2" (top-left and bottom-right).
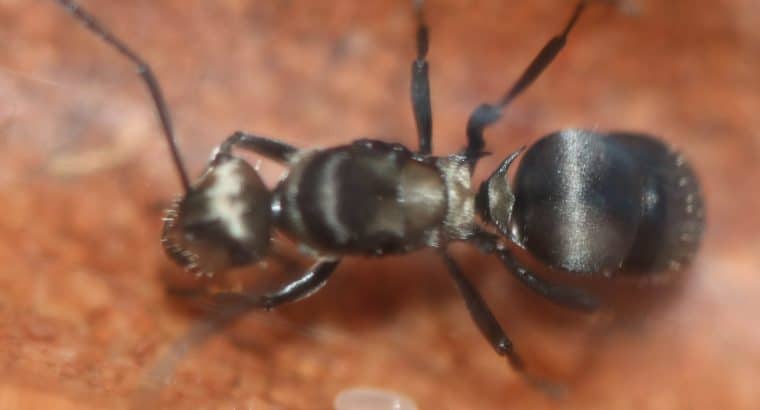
[{"x1": 55, "y1": 0, "x2": 703, "y2": 393}]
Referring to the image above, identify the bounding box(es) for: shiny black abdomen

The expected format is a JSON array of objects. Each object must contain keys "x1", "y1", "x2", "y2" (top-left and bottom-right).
[{"x1": 511, "y1": 129, "x2": 704, "y2": 275}]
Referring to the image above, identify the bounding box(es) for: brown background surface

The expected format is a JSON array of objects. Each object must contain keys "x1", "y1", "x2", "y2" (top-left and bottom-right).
[{"x1": 1, "y1": 0, "x2": 759, "y2": 409}]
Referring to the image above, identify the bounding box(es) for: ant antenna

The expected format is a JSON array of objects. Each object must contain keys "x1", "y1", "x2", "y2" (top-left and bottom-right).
[
  {"x1": 464, "y1": 1, "x2": 588, "y2": 160},
  {"x1": 56, "y1": 0, "x2": 192, "y2": 192}
]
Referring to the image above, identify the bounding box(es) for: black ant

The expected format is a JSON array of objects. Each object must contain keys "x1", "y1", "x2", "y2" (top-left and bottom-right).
[{"x1": 55, "y1": 0, "x2": 704, "y2": 393}]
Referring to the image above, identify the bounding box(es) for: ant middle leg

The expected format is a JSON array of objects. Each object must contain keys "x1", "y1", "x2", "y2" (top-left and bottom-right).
[{"x1": 410, "y1": 0, "x2": 433, "y2": 156}]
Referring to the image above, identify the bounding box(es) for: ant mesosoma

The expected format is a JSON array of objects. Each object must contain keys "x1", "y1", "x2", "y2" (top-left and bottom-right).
[{"x1": 55, "y1": 0, "x2": 704, "y2": 393}]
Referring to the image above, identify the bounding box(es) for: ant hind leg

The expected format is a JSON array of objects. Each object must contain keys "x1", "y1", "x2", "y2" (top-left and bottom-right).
[
  {"x1": 438, "y1": 250, "x2": 565, "y2": 396},
  {"x1": 464, "y1": 1, "x2": 588, "y2": 162},
  {"x1": 471, "y1": 231, "x2": 600, "y2": 312}
]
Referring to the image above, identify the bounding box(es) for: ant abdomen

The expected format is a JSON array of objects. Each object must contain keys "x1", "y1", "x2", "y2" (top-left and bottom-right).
[{"x1": 510, "y1": 129, "x2": 705, "y2": 276}]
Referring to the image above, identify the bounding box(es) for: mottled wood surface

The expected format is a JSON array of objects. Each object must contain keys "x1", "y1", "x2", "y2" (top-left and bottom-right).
[{"x1": 1, "y1": 0, "x2": 758, "y2": 409}]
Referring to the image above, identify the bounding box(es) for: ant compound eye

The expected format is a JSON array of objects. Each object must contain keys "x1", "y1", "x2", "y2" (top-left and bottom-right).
[{"x1": 161, "y1": 157, "x2": 272, "y2": 275}]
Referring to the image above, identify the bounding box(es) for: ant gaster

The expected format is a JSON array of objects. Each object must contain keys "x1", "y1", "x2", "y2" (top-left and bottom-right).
[{"x1": 56, "y1": 0, "x2": 704, "y2": 390}]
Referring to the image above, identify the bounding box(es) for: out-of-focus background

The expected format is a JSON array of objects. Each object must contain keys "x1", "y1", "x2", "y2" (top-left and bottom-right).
[{"x1": 1, "y1": 0, "x2": 758, "y2": 409}]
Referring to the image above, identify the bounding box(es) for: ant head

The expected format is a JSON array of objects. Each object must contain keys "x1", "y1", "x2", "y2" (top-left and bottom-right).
[
  {"x1": 475, "y1": 148, "x2": 522, "y2": 240},
  {"x1": 161, "y1": 156, "x2": 272, "y2": 276}
]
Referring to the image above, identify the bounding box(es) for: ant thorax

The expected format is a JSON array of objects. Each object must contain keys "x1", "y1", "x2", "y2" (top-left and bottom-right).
[{"x1": 273, "y1": 139, "x2": 476, "y2": 256}]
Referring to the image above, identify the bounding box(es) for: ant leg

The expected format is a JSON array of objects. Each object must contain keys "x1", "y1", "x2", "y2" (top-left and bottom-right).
[
  {"x1": 410, "y1": 1, "x2": 433, "y2": 155},
  {"x1": 439, "y1": 250, "x2": 524, "y2": 369},
  {"x1": 472, "y1": 231, "x2": 599, "y2": 312},
  {"x1": 464, "y1": 1, "x2": 588, "y2": 161},
  {"x1": 210, "y1": 258, "x2": 340, "y2": 312},
  {"x1": 214, "y1": 131, "x2": 301, "y2": 165},
  {"x1": 439, "y1": 250, "x2": 563, "y2": 395},
  {"x1": 138, "y1": 259, "x2": 340, "y2": 396},
  {"x1": 55, "y1": 0, "x2": 191, "y2": 192}
]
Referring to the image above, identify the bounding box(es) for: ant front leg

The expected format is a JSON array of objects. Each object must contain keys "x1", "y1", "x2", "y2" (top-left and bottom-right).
[
  {"x1": 410, "y1": 1, "x2": 433, "y2": 156},
  {"x1": 210, "y1": 258, "x2": 341, "y2": 312},
  {"x1": 213, "y1": 131, "x2": 302, "y2": 165},
  {"x1": 139, "y1": 259, "x2": 340, "y2": 396},
  {"x1": 184, "y1": 258, "x2": 341, "y2": 351}
]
